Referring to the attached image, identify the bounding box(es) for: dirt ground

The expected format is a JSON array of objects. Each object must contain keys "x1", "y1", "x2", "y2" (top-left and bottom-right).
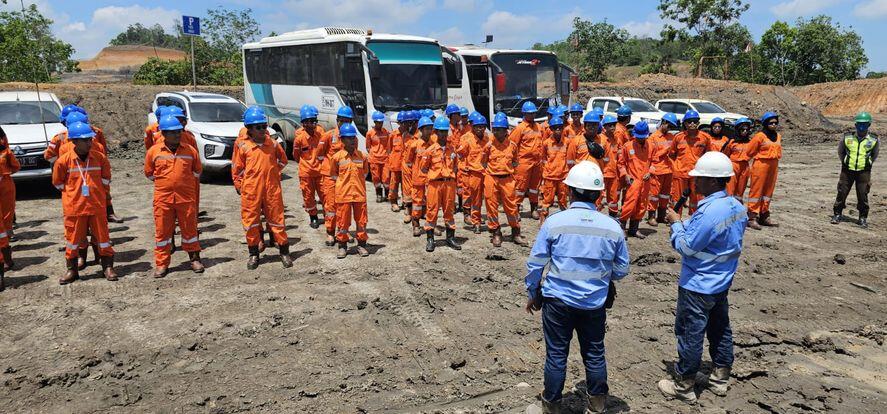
[{"x1": 0, "y1": 125, "x2": 885, "y2": 413}]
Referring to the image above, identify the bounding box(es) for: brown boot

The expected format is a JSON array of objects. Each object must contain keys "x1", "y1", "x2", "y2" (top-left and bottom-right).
[
  {"x1": 336, "y1": 242, "x2": 348, "y2": 259},
  {"x1": 60, "y1": 258, "x2": 79, "y2": 285},
  {"x1": 247, "y1": 245, "x2": 260, "y2": 270},
  {"x1": 278, "y1": 244, "x2": 293, "y2": 268},
  {"x1": 586, "y1": 394, "x2": 607, "y2": 414},
  {"x1": 628, "y1": 220, "x2": 646, "y2": 239},
  {"x1": 656, "y1": 207, "x2": 667, "y2": 223},
  {"x1": 402, "y1": 204, "x2": 412, "y2": 223},
  {"x1": 658, "y1": 375, "x2": 697, "y2": 404},
  {"x1": 100, "y1": 256, "x2": 118, "y2": 281},
  {"x1": 512, "y1": 227, "x2": 529, "y2": 247},
  {"x1": 77, "y1": 247, "x2": 88, "y2": 270},
  {"x1": 391, "y1": 203, "x2": 401, "y2": 212},
  {"x1": 530, "y1": 203, "x2": 540, "y2": 220},
  {"x1": 747, "y1": 212, "x2": 762, "y2": 230},
  {"x1": 1, "y1": 246, "x2": 13, "y2": 271},
  {"x1": 356, "y1": 241, "x2": 369, "y2": 257},
  {"x1": 759, "y1": 212, "x2": 779, "y2": 227},
  {"x1": 412, "y1": 219, "x2": 422, "y2": 237},
  {"x1": 153, "y1": 266, "x2": 168, "y2": 278},
  {"x1": 491, "y1": 229, "x2": 502, "y2": 247},
  {"x1": 325, "y1": 231, "x2": 336, "y2": 247},
  {"x1": 189, "y1": 251, "x2": 205, "y2": 273},
  {"x1": 646, "y1": 211, "x2": 658, "y2": 227}
]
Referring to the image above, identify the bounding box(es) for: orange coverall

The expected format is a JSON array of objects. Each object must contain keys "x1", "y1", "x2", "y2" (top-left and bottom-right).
[
  {"x1": 457, "y1": 130, "x2": 490, "y2": 226},
  {"x1": 145, "y1": 123, "x2": 159, "y2": 151},
  {"x1": 366, "y1": 126, "x2": 391, "y2": 193},
  {"x1": 422, "y1": 141, "x2": 458, "y2": 231},
  {"x1": 481, "y1": 138, "x2": 521, "y2": 231},
  {"x1": 52, "y1": 149, "x2": 114, "y2": 260},
  {"x1": 572, "y1": 133, "x2": 620, "y2": 214},
  {"x1": 0, "y1": 140, "x2": 21, "y2": 236},
  {"x1": 618, "y1": 140, "x2": 654, "y2": 221},
  {"x1": 709, "y1": 135, "x2": 730, "y2": 153},
  {"x1": 540, "y1": 136, "x2": 570, "y2": 221},
  {"x1": 145, "y1": 143, "x2": 202, "y2": 267},
  {"x1": 564, "y1": 123, "x2": 584, "y2": 140},
  {"x1": 647, "y1": 129, "x2": 675, "y2": 212},
  {"x1": 407, "y1": 137, "x2": 434, "y2": 219},
  {"x1": 233, "y1": 134, "x2": 289, "y2": 247},
  {"x1": 725, "y1": 139, "x2": 754, "y2": 200},
  {"x1": 330, "y1": 149, "x2": 369, "y2": 243},
  {"x1": 320, "y1": 128, "x2": 344, "y2": 234},
  {"x1": 745, "y1": 131, "x2": 783, "y2": 214},
  {"x1": 670, "y1": 130, "x2": 711, "y2": 214},
  {"x1": 615, "y1": 123, "x2": 632, "y2": 145},
  {"x1": 153, "y1": 130, "x2": 200, "y2": 210},
  {"x1": 387, "y1": 129, "x2": 406, "y2": 203},
  {"x1": 508, "y1": 121, "x2": 544, "y2": 207},
  {"x1": 292, "y1": 127, "x2": 325, "y2": 216}
]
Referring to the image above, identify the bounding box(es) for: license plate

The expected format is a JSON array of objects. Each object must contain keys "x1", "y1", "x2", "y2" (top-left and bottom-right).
[{"x1": 19, "y1": 156, "x2": 39, "y2": 166}]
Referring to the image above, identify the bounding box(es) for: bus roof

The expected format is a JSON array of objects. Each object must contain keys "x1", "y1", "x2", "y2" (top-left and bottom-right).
[
  {"x1": 446, "y1": 45, "x2": 558, "y2": 57},
  {"x1": 243, "y1": 27, "x2": 440, "y2": 49}
]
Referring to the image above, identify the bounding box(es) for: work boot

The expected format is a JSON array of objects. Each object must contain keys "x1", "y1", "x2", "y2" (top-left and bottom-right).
[
  {"x1": 830, "y1": 214, "x2": 841, "y2": 224},
  {"x1": 356, "y1": 241, "x2": 369, "y2": 257},
  {"x1": 91, "y1": 242, "x2": 101, "y2": 265},
  {"x1": 257, "y1": 230, "x2": 266, "y2": 253},
  {"x1": 278, "y1": 244, "x2": 293, "y2": 268},
  {"x1": 266, "y1": 229, "x2": 276, "y2": 248},
  {"x1": 445, "y1": 228, "x2": 461, "y2": 250},
  {"x1": 586, "y1": 394, "x2": 607, "y2": 414},
  {"x1": 425, "y1": 229, "x2": 435, "y2": 252},
  {"x1": 747, "y1": 212, "x2": 762, "y2": 230},
  {"x1": 77, "y1": 247, "x2": 89, "y2": 270},
  {"x1": 375, "y1": 188, "x2": 384, "y2": 203},
  {"x1": 153, "y1": 266, "x2": 168, "y2": 279},
  {"x1": 627, "y1": 220, "x2": 646, "y2": 239},
  {"x1": 403, "y1": 208, "x2": 412, "y2": 223},
  {"x1": 391, "y1": 203, "x2": 400, "y2": 212},
  {"x1": 491, "y1": 229, "x2": 503, "y2": 247},
  {"x1": 106, "y1": 205, "x2": 124, "y2": 224},
  {"x1": 646, "y1": 211, "x2": 658, "y2": 227},
  {"x1": 657, "y1": 375, "x2": 697, "y2": 404},
  {"x1": 512, "y1": 228, "x2": 529, "y2": 247},
  {"x1": 60, "y1": 258, "x2": 79, "y2": 285},
  {"x1": 336, "y1": 242, "x2": 348, "y2": 259},
  {"x1": 859, "y1": 217, "x2": 868, "y2": 229},
  {"x1": 540, "y1": 395, "x2": 561, "y2": 414},
  {"x1": 435, "y1": 226, "x2": 443, "y2": 236},
  {"x1": 1, "y1": 246, "x2": 13, "y2": 271},
  {"x1": 309, "y1": 214, "x2": 320, "y2": 229},
  {"x1": 383, "y1": 188, "x2": 389, "y2": 201},
  {"x1": 189, "y1": 251, "x2": 205, "y2": 273},
  {"x1": 100, "y1": 256, "x2": 118, "y2": 281},
  {"x1": 472, "y1": 224, "x2": 482, "y2": 234},
  {"x1": 758, "y1": 212, "x2": 778, "y2": 227},
  {"x1": 247, "y1": 246, "x2": 260, "y2": 270},
  {"x1": 703, "y1": 366, "x2": 731, "y2": 397},
  {"x1": 0, "y1": 266, "x2": 5, "y2": 292},
  {"x1": 325, "y1": 232, "x2": 336, "y2": 247},
  {"x1": 657, "y1": 207, "x2": 667, "y2": 223},
  {"x1": 412, "y1": 219, "x2": 422, "y2": 237},
  {"x1": 464, "y1": 215, "x2": 473, "y2": 225},
  {"x1": 530, "y1": 203, "x2": 540, "y2": 220}
]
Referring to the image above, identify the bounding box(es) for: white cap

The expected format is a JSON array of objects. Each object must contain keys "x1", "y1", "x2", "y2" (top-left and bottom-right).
[
  {"x1": 689, "y1": 152, "x2": 735, "y2": 178},
  {"x1": 564, "y1": 161, "x2": 606, "y2": 191}
]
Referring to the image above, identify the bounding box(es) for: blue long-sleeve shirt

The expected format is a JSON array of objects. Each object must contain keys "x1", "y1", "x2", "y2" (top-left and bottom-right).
[
  {"x1": 525, "y1": 201, "x2": 630, "y2": 310},
  {"x1": 670, "y1": 191, "x2": 747, "y2": 294}
]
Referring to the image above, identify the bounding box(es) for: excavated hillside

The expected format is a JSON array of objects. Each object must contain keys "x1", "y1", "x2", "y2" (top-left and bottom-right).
[{"x1": 793, "y1": 77, "x2": 887, "y2": 117}]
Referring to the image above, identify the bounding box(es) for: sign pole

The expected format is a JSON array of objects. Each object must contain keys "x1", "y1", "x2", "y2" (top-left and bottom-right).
[
  {"x1": 182, "y1": 15, "x2": 201, "y2": 89},
  {"x1": 191, "y1": 36, "x2": 196, "y2": 89}
]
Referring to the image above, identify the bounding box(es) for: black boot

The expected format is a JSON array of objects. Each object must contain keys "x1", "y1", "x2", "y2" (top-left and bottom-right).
[
  {"x1": 445, "y1": 228, "x2": 461, "y2": 250},
  {"x1": 106, "y1": 204, "x2": 124, "y2": 224},
  {"x1": 0, "y1": 265, "x2": 4, "y2": 291},
  {"x1": 279, "y1": 243, "x2": 293, "y2": 268},
  {"x1": 1, "y1": 246, "x2": 13, "y2": 271},
  {"x1": 375, "y1": 187, "x2": 384, "y2": 203},
  {"x1": 309, "y1": 214, "x2": 320, "y2": 229},
  {"x1": 425, "y1": 229, "x2": 435, "y2": 252},
  {"x1": 247, "y1": 245, "x2": 260, "y2": 270}
]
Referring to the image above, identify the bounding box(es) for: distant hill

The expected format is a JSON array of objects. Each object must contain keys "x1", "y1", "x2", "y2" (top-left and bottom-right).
[{"x1": 78, "y1": 45, "x2": 186, "y2": 72}]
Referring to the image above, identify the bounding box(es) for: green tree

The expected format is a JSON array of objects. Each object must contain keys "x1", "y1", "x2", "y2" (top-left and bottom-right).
[
  {"x1": 132, "y1": 57, "x2": 190, "y2": 85},
  {"x1": 569, "y1": 18, "x2": 629, "y2": 81},
  {"x1": 109, "y1": 23, "x2": 185, "y2": 49},
  {"x1": 757, "y1": 21, "x2": 796, "y2": 85},
  {"x1": 866, "y1": 71, "x2": 886, "y2": 79},
  {"x1": 0, "y1": 4, "x2": 78, "y2": 82}
]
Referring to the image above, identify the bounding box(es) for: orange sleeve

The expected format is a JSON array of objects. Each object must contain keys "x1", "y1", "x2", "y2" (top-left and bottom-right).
[
  {"x1": 276, "y1": 141, "x2": 288, "y2": 169},
  {"x1": 101, "y1": 154, "x2": 112, "y2": 190},
  {"x1": 8, "y1": 149, "x2": 21, "y2": 173},
  {"x1": 232, "y1": 144, "x2": 246, "y2": 192},
  {"x1": 144, "y1": 147, "x2": 155, "y2": 180},
  {"x1": 508, "y1": 124, "x2": 522, "y2": 146},
  {"x1": 330, "y1": 151, "x2": 340, "y2": 179},
  {"x1": 361, "y1": 151, "x2": 369, "y2": 176},
  {"x1": 617, "y1": 145, "x2": 628, "y2": 178},
  {"x1": 481, "y1": 144, "x2": 490, "y2": 168},
  {"x1": 192, "y1": 146, "x2": 203, "y2": 176},
  {"x1": 144, "y1": 126, "x2": 155, "y2": 152},
  {"x1": 745, "y1": 133, "x2": 763, "y2": 159},
  {"x1": 52, "y1": 155, "x2": 66, "y2": 191},
  {"x1": 44, "y1": 134, "x2": 61, "y2": 161}
]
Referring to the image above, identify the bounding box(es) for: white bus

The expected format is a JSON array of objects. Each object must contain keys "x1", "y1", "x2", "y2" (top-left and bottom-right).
[
  {"x1": 242, "y1": 27, "x2": 452, "y2": 152},
  {"x1": 443, "y1": 46, "x2": 578, "y2": 127}
]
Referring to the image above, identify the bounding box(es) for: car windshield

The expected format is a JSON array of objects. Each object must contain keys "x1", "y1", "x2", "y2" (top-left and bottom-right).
[
  {"x1": 491, "y1": 53, "x2": 559, "y2": 118},
  {"x1": 693, "y1": 102, "x2": 726, "y2": 114},
  {"x1": 624, "y1": 99, "x2": 657, "y2": 112},
  {"x1": 188, "y1": 102, "x2": 246, "y2": 123},
  {"x1": 0, "y1": 101, "x2": 61, "y2": 124}
]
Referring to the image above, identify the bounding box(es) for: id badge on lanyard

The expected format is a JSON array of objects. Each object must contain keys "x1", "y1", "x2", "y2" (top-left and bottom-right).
[{"x1": 75, "y1": 158, "x2": 91, "y2": 197}]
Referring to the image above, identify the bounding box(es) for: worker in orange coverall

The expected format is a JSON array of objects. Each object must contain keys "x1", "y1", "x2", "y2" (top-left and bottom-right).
[
  {"x1": 539, "y1": 116, "x2": 570, "y2": 222},
  {"x1": 292, "y1": 105, "x2": 325, "y2": 230},
  {"x1": 482, "y1": 112, "x2": 528, "y2": 248},
  {"x1": 0, "y1": 127, "x2": 20, "y2": 272},
  {"x1": 330, "y1": 123, "x2": 370, "y2": 259},
  {"x1": 367, "y1": 111, "x2": 390, "y2": 203},
  {"x1": 618, "y1": 121, "x2": 655, "y2": 239},
  {"x1": 319, "y1": 106, "x2": 353, "y2": 246},
  {"x1": 406, "y1": 115, "x2": 435, "y2": 237},
  {"x1": 457, "y1": 113, "x2": 490, "y2": 233},
  {"x1": 745, "y1": 111, "x2": 783, "y2": 229},
  {"x1": 509, "y1": 102, "x2": 545, "y2": 219},
  {"x1": 421, "y1": 117, "x2": 461, "y2": 252},
  {"x1": 646, "y1": 113, "x2": 680, "y2": 226},
  {"x1": 670, "y1": 110, "x2": 711, "y2": 216}
]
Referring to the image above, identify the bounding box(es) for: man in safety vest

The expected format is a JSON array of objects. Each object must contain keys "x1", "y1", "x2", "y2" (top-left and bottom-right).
[{"x1": 832, "y1": 112, "x2": 879, "y2": 228}]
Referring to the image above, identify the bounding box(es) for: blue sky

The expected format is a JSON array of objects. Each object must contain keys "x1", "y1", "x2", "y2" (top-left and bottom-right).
[{"x1": 7, "y1": 0, "x2": 887, "y2": 72}]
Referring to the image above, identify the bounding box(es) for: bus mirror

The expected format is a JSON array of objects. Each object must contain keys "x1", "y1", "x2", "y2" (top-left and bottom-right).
[
  {"x1": 454, "y1": 60, "x2": 463, "y2": 81},
  {"x1": 495, "y1": 73, "x2": 506, "y2": 94},
  {"x1": 570, "y1": 73, "x2": 579, "y2": 92},
  {"x1": 369, "y1": 59, "x2": 381, "y2": 79}
]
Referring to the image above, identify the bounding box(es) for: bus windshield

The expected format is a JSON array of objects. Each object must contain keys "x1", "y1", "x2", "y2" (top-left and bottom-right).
[
  {"x1": 491, "y1": 53, "x2": 559, "y2": 117},
  {"x1": 367, "y1": 41, "x2": 447, "y2": 111}
]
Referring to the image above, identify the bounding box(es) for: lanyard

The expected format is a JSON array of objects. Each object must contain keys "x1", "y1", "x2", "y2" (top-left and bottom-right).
[{"x1": 73, "y1": 157, "x2": 90, "y2": 187}]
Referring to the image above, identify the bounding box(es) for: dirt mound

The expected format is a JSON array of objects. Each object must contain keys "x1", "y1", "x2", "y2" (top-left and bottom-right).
[
  {"x1": 0, "y1": 82, "x2": 243, "y2": 157},
  {"x1": 793, "y1": 77, "x2": 887, "y2": 117},
  {"x1": 78, "y1": 45, "x2": 186, "y2": 72},
  {"x1": 577, "y1": 74, "x2": 838, "y2": 142}
]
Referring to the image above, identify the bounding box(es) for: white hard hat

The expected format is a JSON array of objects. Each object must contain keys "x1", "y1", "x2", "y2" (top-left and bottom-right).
[
  {"x1": 689, "y1": 152, "x2": 735, "y2": 178},
  {"x1": 563, "y1": 161, "x2": 605, "y2": 191}
]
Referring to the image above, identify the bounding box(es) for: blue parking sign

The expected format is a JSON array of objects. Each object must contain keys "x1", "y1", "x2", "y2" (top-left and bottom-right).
[{"x1": 182, "y1": 16, "x2": 200, "y2": 36}]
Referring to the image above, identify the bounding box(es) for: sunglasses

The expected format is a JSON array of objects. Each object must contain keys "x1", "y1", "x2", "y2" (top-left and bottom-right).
[
  {"x1": 250, "y1": 124, "x2": 268, "y2": 130},
  {"x1": 684, "y1": 120, "x2": 700, "y2": 125}
]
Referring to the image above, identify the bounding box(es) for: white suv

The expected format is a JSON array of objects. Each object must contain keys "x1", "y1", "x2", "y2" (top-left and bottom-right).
[
  {"x1": 586, "y1": 96, "x2": 665, "y2": 127},
  {"x1": 0, "y1": 91, "x2": 66, "y2": 181},
  {"x1": 148, "y1": 91, "x2": 283, "y2": 179},
  {"x1": 655, "y1": 99, "x2": 746, "y2": 129}
]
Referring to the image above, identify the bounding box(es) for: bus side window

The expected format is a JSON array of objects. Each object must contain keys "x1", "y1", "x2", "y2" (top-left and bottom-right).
[{"x1": 443, "y1": 55, "x2": 461, "y2": 89}]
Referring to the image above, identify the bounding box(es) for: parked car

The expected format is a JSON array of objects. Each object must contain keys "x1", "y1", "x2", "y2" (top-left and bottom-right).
[
  {"x1": 148, "y1": 91, "x2": 283, "y2": 180},
  {"x1": 585, "y1": 96, "x2": 665, "y2": 127},
  {"x1": 654, "y1": 98, "x2": 746, "y2": 129},
  {"x1": 0, "y1": 91, "x2": 65, "y2": 182}
]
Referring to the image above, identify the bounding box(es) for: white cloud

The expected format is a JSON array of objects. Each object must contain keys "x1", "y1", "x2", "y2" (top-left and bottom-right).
[
  {"x1": 429, "y1": 27, "x2": 467, "y2": 45},
  {"x1": 62, "y1": 22, "x2": 87, "y2": 33},
  {"x1": 281, "y1": 0, "x2": 435, "y2": 31},
  {"x1": 770, "y1": 0, "x2": 843, "y2": 17},
  {"x1": 853, "y1": 0, "x2": 887, "y2": 18},
  {"x1": 621, "y1": 20, "x2": 663, "y2": 38},
  {"x1": 481, "y1": 10, "x2": 579, "y2": 48},
  {"x1": 91, "y1": 6, "x2": 180, "y2": 32}
]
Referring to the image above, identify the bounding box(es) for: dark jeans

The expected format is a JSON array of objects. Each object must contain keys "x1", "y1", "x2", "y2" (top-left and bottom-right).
[
  {"x1": 834, "y1": 168, "x2": 872, "y2": 218},
  {"x1": 675, "y1": 287, "x2": 734, "y2": 377},
  {"x1": 542, "y1": 296, "x2": 608, "y2": 401}
]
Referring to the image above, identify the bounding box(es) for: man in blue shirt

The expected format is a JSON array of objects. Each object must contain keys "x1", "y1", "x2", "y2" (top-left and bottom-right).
[
  {"x1": 525, "y1": 161, "x2": 630, "y2": 414},
  {"x1": 658, "y1": 151, "x2": 748, "y2": 404}
]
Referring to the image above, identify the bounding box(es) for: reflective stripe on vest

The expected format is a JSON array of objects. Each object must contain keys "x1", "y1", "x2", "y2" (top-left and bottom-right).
[{"x1": 844, "y1": 135, "x2": 877, "y2": 171}]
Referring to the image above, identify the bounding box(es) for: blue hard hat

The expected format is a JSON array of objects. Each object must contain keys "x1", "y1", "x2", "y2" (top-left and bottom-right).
[
  {"x1": 418, "y1": 116, "x2": 434, "y2": 129},
  {"x1": 492, "y1": 114, "x2": 508, "y2": 129},
  {"x1": 243, "y1": 107, "x2": 267, "y2": 126},
  {"x1": 569, "y1": 103, "x2": 584, "y2": 113},
  {"x1": 372, "y1": 111, "x2": 385, "y2": 122},
  {"x1": 521, "y1": 101, "x2": 538, "y2": 113},
  {"x1": 445, "y1": 104, "x2": 460, "y2": 116},
  {"x1": 159, "y1": 115, "x2": 183, "y2": 131},
  {"x1": 761, "y1": 111, "x2": 778, "y2": 123},
  {"x1": 168, "y1": 106, "x2": 185, "y2": 118},
  {"x1": 632, "y1": 121, "x2": 651, "y2": 139},
  {"x1": 592, "y1": 107, "x2": 604, "y2": 117},
  {"x1": 616, "y1": 105, "x2": 632, "y2": 117},
  {"x1": 602, "y1": 115, "x2": 618, "y2": 125},
  {"x1": 549, "y1": 117, "x2": 564, "y2": 127},
  {"x1": 459, "y1": 107, "x2": 469, "y2": 116},
  {"x1": 67, "y1": 121, "x2": 96, "y2": 139},
  {"x1": 60, "y1": 104, "x2": 81, "y2": 123},
  {"x1": 711, "y1": 117, "x2": 724, "y2": 125},
  {"x1": 337, "y1": 106, "x2": 354, "y2": 119},
  {"x1": 583, "y1": 111, "x2": 602, "y2": 124},
  {"x1": 301, "y1": 105, "x2": 319, "y2": 120},
  {"x1": 683, "y1": 110, "x2": 700, "y2": 122},
  {"x1": 547, "y1": 105, "x2": 558, "y2": 115},
  {"x1": 661, "y1": 112, "x2": 679, "y2": 127},
  {"x1": 472, "y1": 114, "x2": 488, "y2": 125},
  {"x1": 421, "y1": 108, "x2": 435, "y2": 118},
  {"x1": 433, "y1": 117, "x2": 450, "y2": 131},
  {"x1": 734, "y1": 117, "x2": 752, "y2": 126},
  {"x1": 65, "y1": 112, "x2": 87, "y2": 125},
  {"x1": 396, "y1": 112, "x2": 406, "y2": 123},
  {"x1": 406, "y1": 110, "x2": 419, "y2": 121},
  {"x1": 558, "y1": 105, "x2": 568, "y2": 113},
  {"x1": 154, "y1": 105, "x2": 167, "y2": 119},
  {"x1": 339, "y1": 123, "x2": 357, "y2": 137}
]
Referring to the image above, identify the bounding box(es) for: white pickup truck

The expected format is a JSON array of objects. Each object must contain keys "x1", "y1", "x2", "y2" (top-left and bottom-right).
[{"x1": 0, "y1": 91, "x2": 65, "y2": 181}]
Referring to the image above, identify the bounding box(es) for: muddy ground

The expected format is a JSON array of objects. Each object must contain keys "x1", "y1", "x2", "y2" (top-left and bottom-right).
[{"x1": 0, "y1": 126, "x2": 884, "y2": 413}]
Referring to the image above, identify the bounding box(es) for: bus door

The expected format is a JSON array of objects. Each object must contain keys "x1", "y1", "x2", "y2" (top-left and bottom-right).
[{"x1": 466, "y1": 63, "x2": 491, "y2": 119}]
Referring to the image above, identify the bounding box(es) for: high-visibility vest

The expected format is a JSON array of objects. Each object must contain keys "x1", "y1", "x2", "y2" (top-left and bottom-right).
[{"x1": 843, "y1": 134, "x2": 878, "y2": 171}]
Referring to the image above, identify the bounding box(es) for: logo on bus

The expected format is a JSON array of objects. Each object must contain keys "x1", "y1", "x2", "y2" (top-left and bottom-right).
[
  {"x1": 321, "y1": 96, "x2": 337, "y2": 110},
  {"x1": 515, "y1": 59, "x2": 541, "y2": 66}
]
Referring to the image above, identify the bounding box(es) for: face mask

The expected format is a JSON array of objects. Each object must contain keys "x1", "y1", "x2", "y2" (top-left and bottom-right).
[{"x1": 856, "y1": 124, "x2": 869, "y2": 134}]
